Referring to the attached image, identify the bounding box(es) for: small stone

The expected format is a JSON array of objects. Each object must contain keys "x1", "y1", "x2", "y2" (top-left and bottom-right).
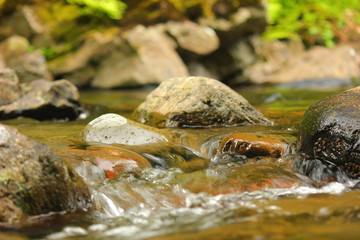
[
  {"x1": 220, "y1": 133, "x2": 287, "y2": 158},
  {"x1": 82, "y1": 113, "x2": 170, "y2": 145},
  {"x1": 57, "y1": 145, "x2": 152, "y2": 179},
  {"x1": 166, "y1": 21, "x2": 219, "y2": 55}
]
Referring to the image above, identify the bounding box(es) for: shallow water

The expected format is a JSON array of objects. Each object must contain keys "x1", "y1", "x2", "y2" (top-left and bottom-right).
[{"x1": 2, "y1": 86, "x2": 360, "y2": 240}]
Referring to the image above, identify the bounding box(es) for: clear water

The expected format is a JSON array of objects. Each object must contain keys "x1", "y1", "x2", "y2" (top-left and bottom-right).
[{"x1": 2, "y1": 86, "x2": 360, "y2": 240}]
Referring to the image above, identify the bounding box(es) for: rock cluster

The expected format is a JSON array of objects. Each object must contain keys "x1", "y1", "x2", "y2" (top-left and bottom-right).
[{"x1": 0, "y1": 72, "x2": 84, "y2": 121}]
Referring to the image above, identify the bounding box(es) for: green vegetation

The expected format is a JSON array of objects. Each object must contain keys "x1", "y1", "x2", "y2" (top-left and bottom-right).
[
  {"x1": 66, "y1": 0, "x2": 126, "y2": 20},
  {"x1": 264, "y1": 0, "x2": 360, "y2": 47}
]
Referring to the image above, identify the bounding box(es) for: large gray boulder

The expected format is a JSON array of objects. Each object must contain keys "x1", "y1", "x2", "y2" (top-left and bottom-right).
[
  {"x1": 298, "y1": 87, "x2": 360, "y2": 178},
  {"x1": 0, "y1": 124, "x2": 92, "y2": 223},
  {"x1": 0, "y1": 79, "x2": 84, "y2": 121},
  {"x1": 91, "y1": 25, "x2": 188, "y2": 88},
  {"x1": 133, "y1": 76, "x2": 272, "y2": 128}
]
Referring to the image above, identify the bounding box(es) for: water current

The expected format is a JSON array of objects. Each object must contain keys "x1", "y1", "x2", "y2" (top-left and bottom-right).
[{"x1": 2, "y1": 86, "x2": 360, "y2": 240}]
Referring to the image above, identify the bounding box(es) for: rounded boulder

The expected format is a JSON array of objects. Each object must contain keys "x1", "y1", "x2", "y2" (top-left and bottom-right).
[
  {"x1": 298, "y1": 87, "x2": 360, "y2": 178},
  {"x1": 133, "y1": 76, "x2": 272, "y2": 128}
]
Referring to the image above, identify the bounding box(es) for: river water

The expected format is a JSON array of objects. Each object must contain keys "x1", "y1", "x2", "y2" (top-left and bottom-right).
[{"x1": 2, "y1": 86, "x2": 360, "y2": 240}]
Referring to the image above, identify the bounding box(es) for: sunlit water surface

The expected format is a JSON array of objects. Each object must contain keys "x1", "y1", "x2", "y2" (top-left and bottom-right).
[{"x1": 2, "y1": 86, "x2": 360, "y2": 240}]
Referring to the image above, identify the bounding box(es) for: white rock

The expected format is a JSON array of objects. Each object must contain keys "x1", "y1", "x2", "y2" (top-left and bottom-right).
[{"x1": 82, "y1": 113, "x2": 168, "y2": 145}]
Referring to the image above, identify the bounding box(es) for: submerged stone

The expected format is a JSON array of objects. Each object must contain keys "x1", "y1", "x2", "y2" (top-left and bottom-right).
[
  {"x1": 176, "y1": 158, "x2": 314, "y2": 195},
  {"x1": 220, "y1": 133, "x2": 287, "y2": 158},
  {"x1": 0, "y1": 79, "x2": 84, "y2": 121},
  {"x1": 82, "y1": 113, "x2": 170, "y2": 145},
  {"x1": 298, "y1": 87, "x2": 360, "y2": 178},
  {"x1": 0, "y1": 124, "x2": 92, "y2": 223},
  {"x1": 57, "y1": 145, "x2": 152, "y2": 179},
  {"x1": 133, "y1": 76, "x2": 272, "y2": 128}
]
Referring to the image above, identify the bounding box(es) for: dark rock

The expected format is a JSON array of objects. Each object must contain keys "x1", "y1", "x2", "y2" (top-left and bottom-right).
[
  {"x1": 91, "y1": 25, "x2": 188, "y2": 88},
  {"x1": 0, "y1": 124, "x2": 92, "y2": 223},
  {"x1": 133, "y1": 76, "x2": 272, "y2": 128},
  {"x1": 0, "y1": 79, "x2": 84, "y2": 121},
  {"x1": 298, "y1": 87, "x2": 360, "y2": 178}
]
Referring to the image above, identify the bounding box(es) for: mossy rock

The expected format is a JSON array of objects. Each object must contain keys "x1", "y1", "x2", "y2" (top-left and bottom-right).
[{"x1": 0, "y1": 124, "x2": 92, "y2": 223}]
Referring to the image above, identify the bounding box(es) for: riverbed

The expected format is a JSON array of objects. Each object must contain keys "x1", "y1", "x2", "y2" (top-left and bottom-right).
[{"x1": 2, "y1": 86, "x2": 360, "y2": 240}]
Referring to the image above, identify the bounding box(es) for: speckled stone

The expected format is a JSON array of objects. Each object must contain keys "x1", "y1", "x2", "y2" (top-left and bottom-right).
[
  {"x1": 82, "y1": 113, "x2": 169, "y2": 145},
  {"x1": 133, "y1": 76, "x2": 272, "y2": 128}
]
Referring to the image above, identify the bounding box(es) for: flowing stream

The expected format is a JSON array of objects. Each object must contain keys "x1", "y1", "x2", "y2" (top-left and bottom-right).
[{"x1": 2, "y1": 86, "x2": 360, "y2": 240}]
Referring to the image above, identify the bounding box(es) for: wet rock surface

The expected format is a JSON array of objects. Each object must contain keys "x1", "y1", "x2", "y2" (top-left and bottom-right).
[
  {"x1": 298, "y1": 87, "x2": 360, "y2": 178},
  {"x1": 134, "y1": 76, "x2": 272, "y2": 128},
  {"x1": 82, "y1": 113, "x2": 171, "y2": 145},
  {"x1": 57, "y1": 145, "x2": 152, "y2": 179},
  {"x1": 0, "y1": 124, "x2": 92, "y2": 223},
  {"x1": 0, "y1": 79, "x2": 84, "y2": 121},
  {"x1": 220, "y1": 133, "x2": 287, "y2": 158}
]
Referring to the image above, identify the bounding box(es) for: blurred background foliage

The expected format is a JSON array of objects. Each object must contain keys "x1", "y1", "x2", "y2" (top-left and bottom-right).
[
  {"x1": 0, "y1": 0, "x2": 359, "y2": 48},
  {"x1": 264, "y1": 0, "x2": 360, "y2": 47}
]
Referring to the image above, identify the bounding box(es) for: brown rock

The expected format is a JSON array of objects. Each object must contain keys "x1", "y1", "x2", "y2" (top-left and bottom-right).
[
  {"x1": 92, "y1": 25, "x2": 188, "y2": 88},
  {"x1": 220, "y1": 133, "x2": 287, "y2": 158},
  {"x1": 57, "y1": 145, "x2": 152, "y2": 179},
  {"x1": 166, "y1": 21, "x2": 219, "y2": 55}
]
